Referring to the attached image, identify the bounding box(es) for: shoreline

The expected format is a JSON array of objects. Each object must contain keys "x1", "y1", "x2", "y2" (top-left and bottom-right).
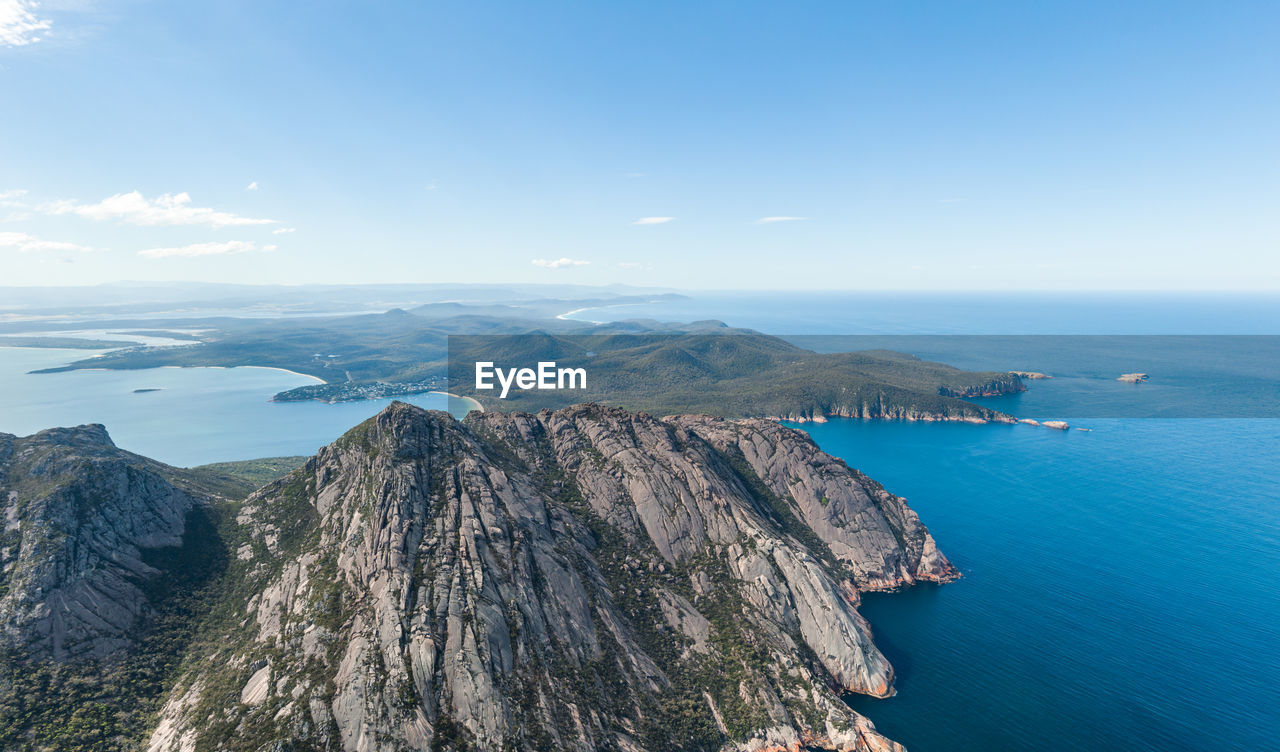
[
  {"x1": 431, "y1": 391, "x2": 484, "y2": 412},
  {"x1": 555, "y1": 299, "x2": 663, "y2": 323},
  {"x1": 149, "y1": 364, "x2": 326, "y2": 384}
]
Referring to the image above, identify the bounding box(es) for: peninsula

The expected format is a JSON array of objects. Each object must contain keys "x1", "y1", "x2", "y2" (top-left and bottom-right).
[{"x1": 27, "y1": 306, "x2": 1024, "y2": 424}]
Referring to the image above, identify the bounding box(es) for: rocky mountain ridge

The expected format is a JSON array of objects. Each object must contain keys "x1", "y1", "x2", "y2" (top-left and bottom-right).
[
  {"x1": 1, "y1": 403, "x2": 957, "y2": 752},
  {"x1": 148, "y1": 403, "x2": 953, "y2": 752},
  {"x1": 0, "y1": 425, "x2": 200, "y2": 661}
]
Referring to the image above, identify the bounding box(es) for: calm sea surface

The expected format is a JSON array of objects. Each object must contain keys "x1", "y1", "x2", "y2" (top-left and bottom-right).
[
  {"x1": 794, "y1": 418, "x2": 1280, "y2": 752},
  {"x1": 0, "y1": 345, "x2": 463, "y2": 466},
  {"x1": 581, "y1": 292, "x2": 1280, "y2": 751}
]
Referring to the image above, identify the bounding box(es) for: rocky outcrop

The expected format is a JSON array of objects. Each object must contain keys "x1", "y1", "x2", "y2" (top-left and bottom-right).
[
  {"x1": 1117, "y1": 373, "x2": 1149, "y2": 383},
  {"x1": 937, "y1": 372, "x2": 1026, "y2": 398},
  {"x1": 0, "y1": 425, "x2": 197, "y2": 661},
  {"x1": 148, "y1": 403, "x2": 953, "y2": 752},
  {"x1": 767, "y1": 403, "x2": 1016, "y2": 425},
  {"x1": 667, "y1": 415, "x2": 956, "y2": 591}
]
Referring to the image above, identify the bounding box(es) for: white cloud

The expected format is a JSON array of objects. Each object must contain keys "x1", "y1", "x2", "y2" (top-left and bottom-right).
[
  {"x1": 0, "y1": 0, "x2": 50, "y2": 47},
  {"x1": 754, "y1": 216, "x2": 807, "y2": 224},
  {"x1": 0, "y1": 190, "x2": 29, "y2": 219},
  {"x1": 42, "y1": 191, "x2": 276, "y2": 228},
  {"x1": 138, "y1": 240, "x2": 277, "y2": 258},
  {"x1": 632, "y1": 216, "x2": 674, "y2": 225},
  {"x1": 532, "y1": 257, "x2": 590, "y2": 269},
  {"x1": 245, "y1": 181, "x2": 259, "y2": 191},
  {"x1": 272, "y1": 227, "x2": 296, "y2": 234},
  {"x1": 0, "y1": 231, "x2": 91, "y2": 253}
]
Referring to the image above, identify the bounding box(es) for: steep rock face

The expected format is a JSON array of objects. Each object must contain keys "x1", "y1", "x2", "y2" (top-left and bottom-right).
[
  {"x1": 937, "y1": 373, "x2": 1025, "y2": 398},
  {"x1": 667, "y1": 416, "x2": 956, "y2": 590},
  {"x1": 0, "y1": 425, "x2": 196, "y2": 661},
  {"x1": 768, "y1": 403, "x2": 1016, "y2": 425},
  {"x1": 149, "y1": 403, "x2": 953, "y2": 752}
]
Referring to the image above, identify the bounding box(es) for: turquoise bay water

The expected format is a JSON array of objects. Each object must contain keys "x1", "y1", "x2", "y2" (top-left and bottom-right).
[
  {"x1": 0, "y1": 346, "x2": 465, "y2": 466},
  {"x1": 790, "y1": 418, "x2": 1280, "y2": 752}
]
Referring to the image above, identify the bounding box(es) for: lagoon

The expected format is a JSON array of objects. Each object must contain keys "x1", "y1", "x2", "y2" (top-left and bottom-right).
[{"x1": 0, "y1": 345, "x2": 468, "y2": 467}]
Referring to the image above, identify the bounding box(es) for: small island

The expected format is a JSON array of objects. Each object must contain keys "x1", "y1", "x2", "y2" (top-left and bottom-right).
[
  {"x1": 1118, "y1": 373, "x2": 1149, "y2": 383},
  {"x1": 132, "y1": 388, "x2": 163, "y2": 393}
]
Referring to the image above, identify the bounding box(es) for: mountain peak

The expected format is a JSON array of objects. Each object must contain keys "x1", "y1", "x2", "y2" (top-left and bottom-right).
[
  {"x1": 29, "y1": 423, "x2": 115, "y2": 449},
  {"x1": 143, "y1": 403, "x2": 951, "y2": 751}
]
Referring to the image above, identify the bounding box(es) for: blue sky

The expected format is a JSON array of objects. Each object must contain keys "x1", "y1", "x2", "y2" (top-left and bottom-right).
[{"x1": 1, "y1": 0, "x2": 1277, "y2": 289}]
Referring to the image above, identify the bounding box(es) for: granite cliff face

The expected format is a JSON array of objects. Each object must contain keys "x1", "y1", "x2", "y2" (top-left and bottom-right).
[
  {"x1": 936, "y1": 372, "x2": 1025, "y2": 399},
  {"x1": 0, "y1": 425, "x2": 198, "y2": 661},
  {"x1": 147, "y1": 402, "x2": 954, "y2": 752}
]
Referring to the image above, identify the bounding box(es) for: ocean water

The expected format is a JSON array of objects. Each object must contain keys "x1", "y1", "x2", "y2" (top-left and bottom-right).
[
  {"x1": 562, "y1": 291, "x2": 1280, "y2": 335},
  {"x1": 0, "y1": 346, "x2": 466, "y2": 467},
  {"x1": 684, "y1": 293, "x2": 1280, "y2": 751},
  {"x1": 591, "y1": 292, "x2": 1280, "y2": 750},
  {"x1": 792, "y1": 418, "x2": 1280, "y2": 752}
]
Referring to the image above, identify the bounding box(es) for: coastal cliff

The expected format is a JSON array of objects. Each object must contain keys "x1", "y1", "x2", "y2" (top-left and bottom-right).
[
  {"x1": 937, "y1": 372, "x2": 1026, "y2": 398},
  {"x1": 143, "y1": 402, "x2": 951, "y2": 752},
  {"x1": 767, "y1": 403, "x2": 1015, "y2": 425}
]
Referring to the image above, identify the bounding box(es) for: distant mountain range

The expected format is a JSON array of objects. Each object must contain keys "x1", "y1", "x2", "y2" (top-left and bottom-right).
[{"x1": 24, "y1": 305, "x2": 1024, "y2": 421}]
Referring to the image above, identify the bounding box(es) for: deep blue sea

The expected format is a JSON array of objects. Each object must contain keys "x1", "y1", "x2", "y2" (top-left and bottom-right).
[
  {"x1": 569, "y1": 292, "x2": 1280, "y2": 751},
  {"x1": 796, "y1": 418, "x2": 1280, "y2": 752}
]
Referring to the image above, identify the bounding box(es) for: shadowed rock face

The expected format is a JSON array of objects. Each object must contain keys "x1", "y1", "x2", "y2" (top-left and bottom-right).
[
  {"x1": 0, "y1": 425, "x2": 195, "y2": 661},
  {"x1": 149, "y1": 402, "x2": 953, "y2": 752}
]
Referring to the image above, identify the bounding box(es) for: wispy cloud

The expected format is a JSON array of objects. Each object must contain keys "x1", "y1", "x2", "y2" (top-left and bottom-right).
[
  {"x1": 0, "y1": 189, "x2": 29, "y2": 219},
  {"x1": 272, "y1": 227, "x2": 296, "y2": 234},
  {"x1": 632, "y1": 216, "x2": 674, "y2": 225},
  {"x1": 138, "y1": 240, "x2": 277, "y2": 258},
  {"x1": 0, "y1": 0, "x2": 50, "y2": 47},
  {"x1": 532, "y1": 257, "x2": 590, "y2": 269},
  {"x1": 618, "y1": 261, "x2": 652, "y2": 271},
  {"x1": 245, "y1": 181, "x2": 259, "y2": 191},
  {"x1": 42, "y1": 191, "x2": 276, "y2": 228},
  {"x1": 0, "y1": 231, "x2": 91, "y2": 253},
  {"x1": 753, "y1": 216, "x2": 807, "y2": 224}
]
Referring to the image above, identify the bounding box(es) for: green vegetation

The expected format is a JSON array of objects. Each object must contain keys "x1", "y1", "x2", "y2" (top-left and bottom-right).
[
  {"x1": 27, "y1": 307, "x2": 1020, "y2": 421},
  {"x1": 0, "y1": 505, "x2": 228, "y2": 751},
  {"x1": 181, "y1": 456, "x2": 308, "y2": 499},
  {"x1": 450, "y1": 331, "x2": 1021, "y2": 420}
]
